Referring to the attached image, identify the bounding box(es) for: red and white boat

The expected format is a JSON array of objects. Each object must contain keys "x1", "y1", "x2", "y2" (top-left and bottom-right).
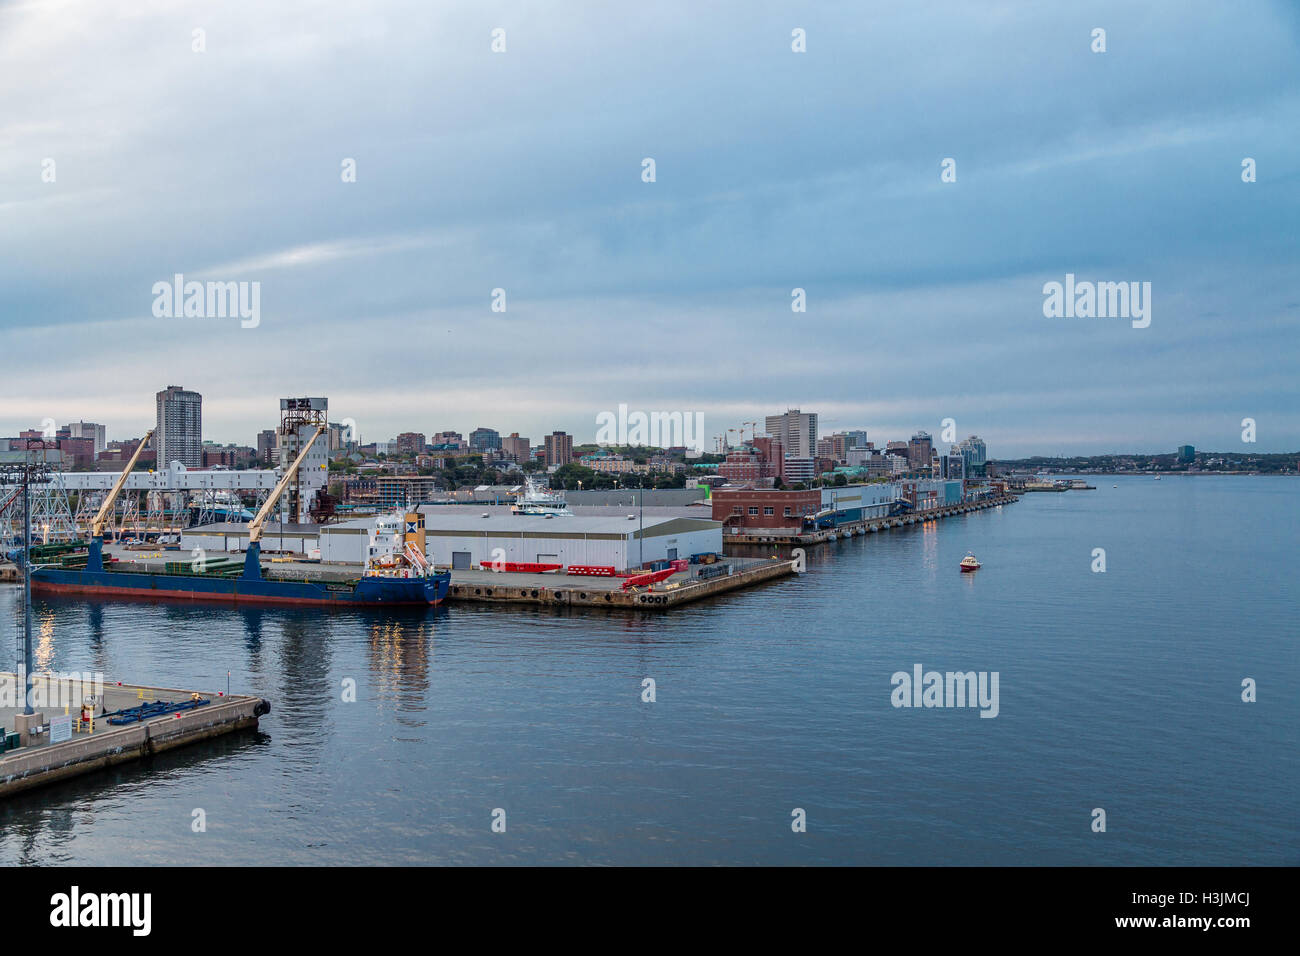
[{"x1": 959, "y1": 552, "x2": 981, "y2": 572}]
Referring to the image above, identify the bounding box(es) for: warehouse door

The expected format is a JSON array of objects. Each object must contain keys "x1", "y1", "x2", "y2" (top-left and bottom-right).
[
  {"x1": 451, "y1": 551, "x2": 472, "y2": 570},
  {"x1": 536, "y1": 553, "x2": 559, "y2": 564},
  {"x1": 666, "y1": 548, "x2": 678, "y2": 561}
]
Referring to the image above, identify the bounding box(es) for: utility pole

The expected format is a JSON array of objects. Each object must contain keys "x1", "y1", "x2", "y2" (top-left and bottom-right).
[
  {"x1": 3, "y1": 440, "x2": 53, "y2": 717},
  {"x1": 21, "y1": 475, "x2": 33, "y2": 714}
]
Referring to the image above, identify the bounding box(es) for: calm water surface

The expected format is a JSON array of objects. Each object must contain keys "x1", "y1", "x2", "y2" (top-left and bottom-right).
[{"x1": 1, "y1": 476, "x2": 1294, "y2": 865}]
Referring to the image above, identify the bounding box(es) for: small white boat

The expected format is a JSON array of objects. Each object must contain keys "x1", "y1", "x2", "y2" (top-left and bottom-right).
[{"x1": 959, "y1": 552, "x2": 981, "y2": 572}]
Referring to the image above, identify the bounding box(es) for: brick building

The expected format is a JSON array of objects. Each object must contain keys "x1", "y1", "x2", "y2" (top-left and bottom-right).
[{"x1": 711, "y1": 487, "x2": 821, "y2": 531}]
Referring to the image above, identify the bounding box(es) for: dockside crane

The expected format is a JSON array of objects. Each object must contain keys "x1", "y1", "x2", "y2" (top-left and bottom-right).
[
  {"x1": 241, "y1": 425, "x2": 325, "y2": 580},
  {"x1": 85, "y1": 428, "x2": 154, "y2": 572}
]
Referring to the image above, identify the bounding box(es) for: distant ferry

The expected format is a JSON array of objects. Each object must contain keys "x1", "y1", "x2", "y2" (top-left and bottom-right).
[
  {"x1": 960, "y1": 552, "x2": 981, "y2": 572},
  {"x1": 511, "y1": 477, "x2": 573, "y2": 516}
]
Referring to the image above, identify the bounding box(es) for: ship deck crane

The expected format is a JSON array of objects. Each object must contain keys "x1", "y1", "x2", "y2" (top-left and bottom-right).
[
  {"x1": 242, "y1": 425, "x2": 325, "y2": 579},
  {"x1": 84, "y1": 428, "x2": 154, "y2": 572}
]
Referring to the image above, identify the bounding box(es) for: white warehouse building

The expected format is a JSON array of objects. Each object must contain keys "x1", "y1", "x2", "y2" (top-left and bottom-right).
[{"x1": 414, "y1": 511, "x2": 722, "y2": 571}]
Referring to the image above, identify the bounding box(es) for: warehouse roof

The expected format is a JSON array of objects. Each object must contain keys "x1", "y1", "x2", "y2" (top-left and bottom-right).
[{"x1": 415, "y1": 511, "x2": 720, "y2": 536}]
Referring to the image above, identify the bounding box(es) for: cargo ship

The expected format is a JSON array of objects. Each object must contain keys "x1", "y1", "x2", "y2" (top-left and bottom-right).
[{"x1": 19, "y1": 424, "x2": 449, "y2": 607}]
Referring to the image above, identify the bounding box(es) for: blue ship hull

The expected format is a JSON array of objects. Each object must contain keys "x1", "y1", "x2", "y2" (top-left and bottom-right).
[{"x1": 32, "y1": 566, "x2": 450, "y2": 606}]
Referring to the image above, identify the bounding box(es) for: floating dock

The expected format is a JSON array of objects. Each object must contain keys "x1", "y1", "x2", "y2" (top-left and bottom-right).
[
  {"x1": 722, "y1": 494, "x2": 1019, "y2": 548},
  {"x1": 0, "y1": 673, "x2": 270, "y2": 798}
]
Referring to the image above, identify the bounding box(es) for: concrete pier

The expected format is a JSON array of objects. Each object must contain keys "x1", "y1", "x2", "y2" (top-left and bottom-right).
[
  {"x1": 0, "y1": 673, "x2": 269, "y2": 798},
  {"x1": 446, "y1": 556, "x2": 796, "y2": 610},
  {"x1": 721, "y1": 493, "x2": 1019, "y2": 548}
]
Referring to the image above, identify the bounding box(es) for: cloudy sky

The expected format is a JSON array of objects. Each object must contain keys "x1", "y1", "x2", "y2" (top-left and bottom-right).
[{"x1": 1, "y1": 0, "x2": 1296, "y2": 456}]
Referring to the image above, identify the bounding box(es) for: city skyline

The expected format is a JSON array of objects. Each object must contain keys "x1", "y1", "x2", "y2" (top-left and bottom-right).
[
  {"x1": 2, "y1": 1, "x2": 1297, "y2": 456},
  {"x1": 3, "y1": 388, "x2": 1287, "y2": 464}
]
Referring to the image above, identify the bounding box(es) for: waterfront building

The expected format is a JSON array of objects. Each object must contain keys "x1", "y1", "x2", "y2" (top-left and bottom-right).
[
  {"x1": 412, "y1": 511, "x2": 722, "y2": 571},
  {"x1": 712, "y1": 487, "x2": 822, "y2": 531},
  {"x1": 155, "y1": 385, "x2": 203, "y2": 468},
  {"x1": 1178, "y1": 445, "x2": 1195, "y2": 463},
  {"x1": 712, "y1": 483, "x2": 900, "y2": 533}
]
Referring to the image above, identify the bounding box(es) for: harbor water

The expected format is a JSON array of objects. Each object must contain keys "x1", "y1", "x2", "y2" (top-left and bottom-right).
[{"x1": 1, "y1": 475, "x2": 1294, "y2": 865}]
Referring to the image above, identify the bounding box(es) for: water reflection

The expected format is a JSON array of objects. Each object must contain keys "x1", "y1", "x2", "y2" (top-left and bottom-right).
[
  {"x1": 35, "y1": 610, "x2": 55, "y2": 671},
  {"x1": 367, "y1": 611, "x2": 435, "y2": 727},
  {"x1": 273, "y1": 615, "x2": 332, "y2": 763}
]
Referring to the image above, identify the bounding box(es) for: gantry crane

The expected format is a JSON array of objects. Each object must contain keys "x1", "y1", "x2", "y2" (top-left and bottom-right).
[
  {"x1": 241, "y1": 425, "x2": 325, "y2": 579},
  {"x1": 84, "y1": 428, "x2": 154, "y2": 572}
]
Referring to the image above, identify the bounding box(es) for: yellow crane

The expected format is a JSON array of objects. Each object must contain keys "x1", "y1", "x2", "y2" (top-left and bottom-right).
[
  {"x1": 85, "y1": 428, "x2": 154, "y2": 572},
  {"x1": 241, "y1": 425, "x2": 325, "y2": 579}
]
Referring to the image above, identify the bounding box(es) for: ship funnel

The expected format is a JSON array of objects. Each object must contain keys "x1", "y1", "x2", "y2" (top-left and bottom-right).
[{"x1": 403, "y1": 511, "x2": 426, "y2": 555}]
